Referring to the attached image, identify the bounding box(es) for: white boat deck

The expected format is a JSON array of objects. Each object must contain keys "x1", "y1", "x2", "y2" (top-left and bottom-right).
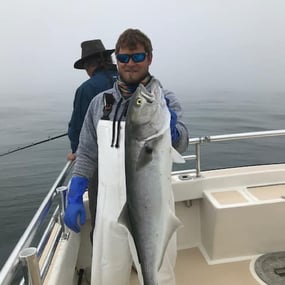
[
  {"x1": 77, "y1": 247, "x2": 260, "y2": 285},
  {"x1": 75, "y1": 164, "x2": 285, "y2": 285},
  {"x1": 130, "y1": 247, "x2": 260, "y2": 285}
]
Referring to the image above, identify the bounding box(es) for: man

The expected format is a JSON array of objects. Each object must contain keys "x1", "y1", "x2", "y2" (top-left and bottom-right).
[
  {"x1": 67, "y1": 39, "x2": 118, "y2": 160},
  {"x1": 64, "y1": 29, "x2": 189, "y2": 284}
]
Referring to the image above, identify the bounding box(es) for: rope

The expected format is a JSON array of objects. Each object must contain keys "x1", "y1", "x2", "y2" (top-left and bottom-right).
[{"x1": 0, "y1": 133, "x2": 68, "y2": 157}]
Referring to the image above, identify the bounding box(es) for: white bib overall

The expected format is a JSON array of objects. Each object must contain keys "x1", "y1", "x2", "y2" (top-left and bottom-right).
[{"x1": 91, "y1": 120, "x2": 177, "y2": 285}]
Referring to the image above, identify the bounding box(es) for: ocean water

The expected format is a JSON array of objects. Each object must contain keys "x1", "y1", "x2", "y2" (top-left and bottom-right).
[
  {"x1": 0, "y1": 90, "x2": 285, "y2": 268},
  {"x1": 0, "y1": 92, "x2": 71, "y2": 269}
]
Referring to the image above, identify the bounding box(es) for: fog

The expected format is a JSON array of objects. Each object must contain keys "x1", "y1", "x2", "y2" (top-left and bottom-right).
[{"x1": 1, "y1": 0, "x2": 285, "y2": 99}]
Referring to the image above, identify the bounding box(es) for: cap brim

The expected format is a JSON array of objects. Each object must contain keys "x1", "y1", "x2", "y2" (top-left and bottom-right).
[{"x1": 74, "y1": 49, "x2": 115, "y2": 69}]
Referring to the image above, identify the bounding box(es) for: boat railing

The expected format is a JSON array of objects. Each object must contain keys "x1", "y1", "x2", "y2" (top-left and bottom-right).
[
  {"x1": 1, "y1": 129, "x2": 285, "y2": 284},
  {"x1": 174, "y1": 129, "x2": 285, "y2": 177},
  {"x1": 0, "y1": 161, "x2": 73, "y2": 285}
]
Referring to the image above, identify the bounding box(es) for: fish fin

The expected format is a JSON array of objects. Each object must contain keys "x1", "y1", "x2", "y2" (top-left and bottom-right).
[
  {"x1": 158, "y1": 211, "x2": 183, "y2": 271},
  {"x1": 118, "y1": 205, "x2": 144, "y2": 267},
  {"x1": 171, "y1": 147, "x2": 185, "y2": 164},
  {"x1": 117, "y1": 203, "x2": 132, "y2": 233},
  {"x1": 136, "y1": 140, "x2": 158, "y2": 170}
]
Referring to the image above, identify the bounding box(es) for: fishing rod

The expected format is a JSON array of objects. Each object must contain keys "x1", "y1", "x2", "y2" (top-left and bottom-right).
[{"x1": 0, "y1": 133, "x2": 68, "y2": 157}]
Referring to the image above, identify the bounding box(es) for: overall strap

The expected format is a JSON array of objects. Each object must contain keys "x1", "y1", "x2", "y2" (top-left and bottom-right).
[{"x1": 101, "y1": 93, "x2": 115, "y2": 120}]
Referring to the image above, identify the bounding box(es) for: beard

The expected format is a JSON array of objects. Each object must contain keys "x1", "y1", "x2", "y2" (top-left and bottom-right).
[{"x1": 119, "y1": 70, "x2": 149, "y2": 86}]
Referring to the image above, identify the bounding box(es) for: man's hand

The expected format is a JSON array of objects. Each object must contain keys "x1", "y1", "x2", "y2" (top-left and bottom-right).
[
  {"x1": 64, "y1": 176, "x2": 88, "y2": 233},
  {"x1": 67, "y1": 152, "x2": 76, "y2": 161},
  {"x1": 165, "y1": 98, "x2": 180, "y2": 143}
]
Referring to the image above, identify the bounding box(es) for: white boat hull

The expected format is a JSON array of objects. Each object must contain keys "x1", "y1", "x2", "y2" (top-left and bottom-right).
[{"x1": 41, "y1": 164, "x2": 285, "y2": 285}]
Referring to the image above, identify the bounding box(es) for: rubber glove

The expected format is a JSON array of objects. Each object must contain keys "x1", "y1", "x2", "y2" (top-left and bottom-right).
[
  {"x1": 64, "y1": 176, "x2": 88, "y2": 233},
  {"x1": 165, "y1": 98, "x2": 180, "y2": 143}
]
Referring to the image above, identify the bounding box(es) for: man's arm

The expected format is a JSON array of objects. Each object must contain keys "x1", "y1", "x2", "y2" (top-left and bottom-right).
[{"x1": 164, "y1": 89, "x2": 189, "y2": 154}]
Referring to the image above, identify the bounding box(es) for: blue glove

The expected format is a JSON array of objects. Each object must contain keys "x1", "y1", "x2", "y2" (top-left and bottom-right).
[
  {"x1": 165, "y1": 98, "x2": 180, "y2": 143},
  {"x1": 64, "y1": 176, "x2": 88, "y2": 233}
]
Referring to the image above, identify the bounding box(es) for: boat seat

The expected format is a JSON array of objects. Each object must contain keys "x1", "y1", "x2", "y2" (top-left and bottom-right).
[{"x1": 200, "y1": 184, "x2": 285, "y2": 262}]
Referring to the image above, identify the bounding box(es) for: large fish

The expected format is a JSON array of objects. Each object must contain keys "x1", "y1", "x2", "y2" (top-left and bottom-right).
[{"x1": 119, "y1": 79, "x2": 183, "y2": 285}]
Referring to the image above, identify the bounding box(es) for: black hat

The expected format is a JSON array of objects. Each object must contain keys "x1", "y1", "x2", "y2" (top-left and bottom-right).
[{"x1": 74, "y1": 39, "x2": 115, "y2": 69}]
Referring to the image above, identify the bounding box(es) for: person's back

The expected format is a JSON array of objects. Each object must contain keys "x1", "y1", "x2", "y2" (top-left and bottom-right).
[{"x1": 67, "y1": 39, "x2": 118, "y2": 160}]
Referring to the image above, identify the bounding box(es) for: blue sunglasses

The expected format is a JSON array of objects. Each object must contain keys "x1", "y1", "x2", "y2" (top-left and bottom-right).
[{"x1": 116, "y1": 53, "x2": 147, "y2": 63}]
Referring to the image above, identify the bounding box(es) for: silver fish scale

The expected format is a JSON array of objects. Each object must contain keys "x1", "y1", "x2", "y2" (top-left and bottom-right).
[{"x1": 121, "y1": 80, "x2": 182, "y2": 285}]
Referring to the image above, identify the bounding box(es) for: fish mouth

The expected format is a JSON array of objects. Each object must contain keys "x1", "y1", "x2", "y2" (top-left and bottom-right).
[{"x1": 139, "y1": 89, "x2": 155, "y2": 104}]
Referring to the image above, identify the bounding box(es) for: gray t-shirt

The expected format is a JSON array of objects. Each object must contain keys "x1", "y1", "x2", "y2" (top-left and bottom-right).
[{"x1": 73, "y1": 77, "x2": 189, "y2": 179}]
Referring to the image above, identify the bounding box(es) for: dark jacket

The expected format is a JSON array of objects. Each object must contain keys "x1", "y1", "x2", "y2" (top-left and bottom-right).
[{"x1": 68, "y1": 65, "x2": 118, "y2": 153}]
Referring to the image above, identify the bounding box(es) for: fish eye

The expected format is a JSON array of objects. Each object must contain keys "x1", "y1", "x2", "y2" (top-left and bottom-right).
[{"x1": 136, "y1": 98, "x2": 143, "y2": 105}]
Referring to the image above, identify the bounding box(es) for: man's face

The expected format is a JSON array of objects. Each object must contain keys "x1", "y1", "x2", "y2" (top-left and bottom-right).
[{"x1": 116, "y1": 44, "x2": 152, "y2": 85}]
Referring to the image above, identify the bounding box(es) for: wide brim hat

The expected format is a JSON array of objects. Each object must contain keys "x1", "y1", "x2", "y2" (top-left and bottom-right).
[{"x1": 74, "y1": 39, "x2": 115, "y2": 69}]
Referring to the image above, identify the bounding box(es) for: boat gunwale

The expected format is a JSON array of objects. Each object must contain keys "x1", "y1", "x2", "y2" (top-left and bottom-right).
[{"x1": 0, "y1": 161, "x2": 73, "y2": 285}]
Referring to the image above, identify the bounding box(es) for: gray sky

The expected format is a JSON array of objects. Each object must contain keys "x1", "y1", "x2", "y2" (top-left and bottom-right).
[{"x1": 1, "y1": 0, "x2": 285, "y2": 98}]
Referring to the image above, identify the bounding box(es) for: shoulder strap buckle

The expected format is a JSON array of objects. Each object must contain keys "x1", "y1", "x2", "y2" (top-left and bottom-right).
[{"x1": 101, "y1": 93, "x2": 115, "y2": 120}]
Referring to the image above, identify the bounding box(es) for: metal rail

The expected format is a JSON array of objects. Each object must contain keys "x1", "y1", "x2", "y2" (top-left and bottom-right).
[
  {"x1": 189, "y1": 129, "x2": 285, "y2": 144},
  {"x1": 1, "y1": 129, "x2": 285, "y2": 284},
  {"x1": 187, "y1": 129, "x2": 285, "y2": 176},
  {"x1": 0, "y1": 161, "x2": 73, "y2": 285}
]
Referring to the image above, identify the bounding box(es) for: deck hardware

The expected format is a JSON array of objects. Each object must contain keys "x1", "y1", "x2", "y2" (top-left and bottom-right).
[
  {"x1": 19, "y1": 247, "x2": 42, "y2": 285},
  {"x1": 185, "y1": 200, "x2": 192, "y2": 207},
  {"x1": 178, "y1": 174, "x2": 192, "y2": 181},
  {"x1": 56, "y1": 186, "x2": 68, "y2": 233},
  {"x1": 56, "y1": 186, "x2": 68, "y2": 211},
  {"x1": 56, "y1": 185, "x2": 68, "y2": 193},
  {"x1": 274, "y1": 267, "x2": 285, "y2": 276},
  {"x1": 61, "y1": 232, "x2": 70, "y2": 240}
]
